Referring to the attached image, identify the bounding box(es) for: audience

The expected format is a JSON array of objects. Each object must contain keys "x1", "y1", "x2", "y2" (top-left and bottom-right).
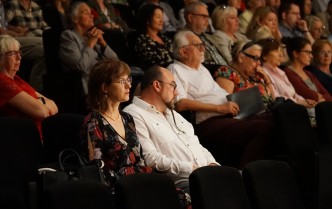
[
  {"x1": 179, "y1": 0, "x2": 198, "y2": 28},
  {"x1": 278, "y1": 2, "x2": 314, "y2": 44},
  {"x1": 135, "y1": 3, "x2": 173, "y2": 69},
  {"x1": 316, "y1": 0, "x2": 332, "y2": 36},
  {"x1": 168, "y1": 30, "x2": 273, "y2": 168},
  {"x1": 238, "y1": 0, "x2": 265, "y2": 34},
  {"x1": 284, "y1": 36, "x2": 332, "y2": 102},
  {"x1": 59, "y1": 1, "x2": 118, "y2": 94},
  {"x1": 124, "y1": 65, "x2": 220, "y2": 193},
  {"x1": 305, "y1": 15, "x2": 327, "y2": 40},
  {"x1": 306, "y1": 39, "x2": 332, "y2": 95},
  {"x1": 1, "y1": 0, "x2": 46, "y2": 92},
  {"x1": 258, "y1": 38, "x2": 316, "y2": 107},
  {"x1": 184, "y1": 1, "x2": 227, "y2": 72},
  {"x1": 215, "y1": 40, "x2": 275, "y2": 111},
  {"x1": 246, "y1": 6, "x2": 282, "y2": 41},
  {"x1": 0, "y1": 35, "x2": 58, "y2": 138},
  {"x1": 210, "y1": 5, "x2": 248, "y2": 64}
]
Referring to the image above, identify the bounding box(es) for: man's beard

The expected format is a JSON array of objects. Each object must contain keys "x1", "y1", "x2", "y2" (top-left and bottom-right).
[{"x1": 166, "y1": 99, "x2": 175, "y2": 110}]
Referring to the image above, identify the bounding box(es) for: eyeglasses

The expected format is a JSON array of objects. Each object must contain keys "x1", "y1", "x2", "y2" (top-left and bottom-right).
[
  {"x1": 182, "y1": 42, "x2": 205, "y2": 50},
  {"x1": 3, "y1": 50, "x2": 22, "y2": 57},
  {"x1": 317, "y1": 51, "x2": 332, "y2": 56},
  {"x1": 299, "y1": 50, "x2": 312, "y2": 55},
  {"x1": 157, "y1": 80, "x2": 177, "y2": 90},
  {"x1": 190, "y1": 13, "x2": 210, "y2": 20},
  {"x1": 113, "y1": 76, "x2": 132, "y2": 86},
  {"x1": 313, "y1": 26, "x2": 326, "y2": 33},
  {"x1": 242, "y1": 51, "x2": 261, "y2": 62},
  {"x1": 288, "y1": 12, "x2": 300, "y2": 16}
]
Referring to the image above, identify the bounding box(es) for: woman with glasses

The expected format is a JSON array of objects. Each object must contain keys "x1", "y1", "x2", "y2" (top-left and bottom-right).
[
  {"x1": 215, "y1": 40, "x2": 275, "y2": 111},
  {"x1": 305, "y1": 15, "x2": 327, "y2": 40},
  {"x1": 257, "y1": 38, "x2": 317, "y2": 108},
  {"x1": 306, "y1": 39, "x2": 332, "y2": 94},
  {"x1": 80, "y1": 59, "x2": 191, "y2": 209},
  {"x1": 284, "y1": 37, "x2": 332, "y2": 102},
  {"x1": 210, "y1": 5, "x2": 248, "y2": 64},
  {"x1": 0, "y1": 35, "x2": 58, "y2": 139},
  {"x1": 135, "y1": 3, "x2": 173, "y2": 70}
]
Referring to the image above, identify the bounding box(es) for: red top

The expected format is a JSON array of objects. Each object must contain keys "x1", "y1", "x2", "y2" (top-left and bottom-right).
[{"x1": 0, "y1": 73, "x2": 42, "y2": 139}]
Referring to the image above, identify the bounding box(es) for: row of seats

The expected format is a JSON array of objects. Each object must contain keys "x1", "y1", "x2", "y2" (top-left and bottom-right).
[{"x1": 0, "y1": 101, "x2": 332, "y2": 209}]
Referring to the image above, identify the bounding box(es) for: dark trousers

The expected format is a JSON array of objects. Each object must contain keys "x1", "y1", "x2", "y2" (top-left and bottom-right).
[{"x1": 196, "y1": 113, "x2": 274, "y2": 168}]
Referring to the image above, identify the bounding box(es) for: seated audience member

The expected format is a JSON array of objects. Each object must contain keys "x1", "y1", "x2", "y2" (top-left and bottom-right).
[
  {"x1": 278, "y1": 2, "x2": 314, "y2": 44},
  {"x1": 1, "y1": 0, "x2": 46, "y2": 92},
  {"x1": 168, "y1": 30, "x2": 274, "y2": 168},
  {"x1": 284, "y1": 36, "x2": 332, "y2": 102},
  {"x1": 297, "y1": 0, "x2": 313, "y2": 20},
  {"x1": 0, "y1": 35, "x2": 58, "y2": 138},
  {"x1": 184, "y1": 1, "x2": 227, "y2": 72},
  {"x1": 80, "y1": 59, "x2": 192, "y2": 209},
  {"x1": 124, "y1": 65, "x2": 220, "y2": 193},
  {"x1": 238, "y1": 0, "x2": 265, "y2": 34},
  {"x1": 246, "y1": 6, "x2": 282, "y2": 41},
  {"x1": 305, "y1": 15, "x2": 327, "y2": 40},
  {"x1": 306, "y1": 39, "x2": 332, "y2": 95},
  {"x1": 87, "y1": 0, "x2": 129, "y2": 32},
  {"x1": 316, "y1": 0, "x2": 332, "y2": 36},
  {"x1": 215, "y1": 40, "x2": 275, "y2": 111},
  {"x1": 179, "y1": 0, "x2": 198, "y2": 28},
  {"x1": 135, "y1": 4, "x2": 173, "y2": 69},
  {"x1": 258, "y1": 38, "x2": 316, "y2": 107},
  {"x1": 210, "y1": 5, "x2": 248, "y2": 64},
  {"x1": 225, "y1": 0, "x2": 242, "y2": 13},
  {"x1": 142, "y1": 0, "x2": 180, "y2": 33},
  {"x1": 59, "y1": 1, "x2": 118, "y2": 94}
]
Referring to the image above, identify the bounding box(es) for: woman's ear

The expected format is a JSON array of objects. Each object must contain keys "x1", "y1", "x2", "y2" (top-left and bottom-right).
[{"x1": 101, "y1": 83, "x2": 108, "y2": 94}]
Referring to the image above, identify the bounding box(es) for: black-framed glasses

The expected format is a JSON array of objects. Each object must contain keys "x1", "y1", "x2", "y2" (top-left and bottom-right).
[
  {"x1": 3, "y1": 50, "x2": 22, "y2": 57},
  {"x1": 190, "y1": 13, "x2": 209, "y2": 19},
  {"x1": 299, "y1": 50, "x2": 312, "y2": 55},
  {"x1": 182, "y1": 42, "x2": 205, "y2": 50},
  {"x1": 157, "y1": 80, "x2": 177, "y2": 90},
  {"x1": 113, "y1": 76, "x2": 132, "y2": 86},
  {"x1": 242, "y1": 51, "x2": 261, "y2": 62}
]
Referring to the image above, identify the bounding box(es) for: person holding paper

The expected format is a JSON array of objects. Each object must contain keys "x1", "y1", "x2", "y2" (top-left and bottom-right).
[
  {"x1": 215, "y1": 40, "x2": 276, "y2": 111},
  {"x1": 168, "y1": 30, "x2": 274, "y2": 168}
]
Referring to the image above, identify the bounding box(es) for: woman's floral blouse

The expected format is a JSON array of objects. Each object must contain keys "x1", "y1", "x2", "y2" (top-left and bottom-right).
[
  {"x1": 135, "y1": 33, "x2": 173, "y2": 69},
  {"x1": 217, "y1": 65, "x2": 275, "y2": 111},
  {"x1": 80, "y1": 111, "x2": 153, "y2": 189}
]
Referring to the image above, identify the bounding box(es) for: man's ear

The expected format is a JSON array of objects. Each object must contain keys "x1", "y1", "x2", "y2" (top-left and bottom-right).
[
  {"x1": 179, "y1": 47, "x2": 187, "y2": 58},
  {"x1": 281, "y1": 12, "x2": 287, "y2": 21},
  {"x1": 151, "y1": 80, "x2": 162, "y2": 93}
]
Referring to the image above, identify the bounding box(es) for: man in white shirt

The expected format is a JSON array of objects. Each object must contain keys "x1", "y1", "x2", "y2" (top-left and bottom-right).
[
  {"x1": 124, "y1": 66, "x2": 219, "y2": 192},
  {"x1": 168, "y1": 30, "x2": 273, "y2": 168}
]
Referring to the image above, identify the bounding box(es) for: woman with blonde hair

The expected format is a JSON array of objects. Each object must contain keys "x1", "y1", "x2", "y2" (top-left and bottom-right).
[
  {"x1": 246, "y1": 6, "x2": 282, "y2": 41},
  {"x1": 210, "y1": 5, "x2": 248, "y2": 64}
]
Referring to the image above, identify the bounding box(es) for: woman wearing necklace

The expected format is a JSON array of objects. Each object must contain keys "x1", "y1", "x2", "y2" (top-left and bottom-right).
[
  {"x1": 80, "y1": 59, "x2": 192, "y2": 208},
  {"x1": 283, "y1": 37, "x2": 332, "y2": 102},
  {"x1": 215, "y1": 40, "x2": 276, "y2": 111},
  {"x1": 80, "y1": 58, "x2": 153, "y2": 190}
]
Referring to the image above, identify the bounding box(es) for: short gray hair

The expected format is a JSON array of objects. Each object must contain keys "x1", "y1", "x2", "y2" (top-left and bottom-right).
[
  {"x1": 0, "y1": 35, "x2": 20, "y2": 54},
  {"x1": 173, "y1": 30, "x2": 195, "y2": 60},
  {"x1": 184, "y1": 1, "x2": 207, "y2": 22},
  {"x1": 231, "y1": 40, "x2": 262, "y2": 64},
  {"x1": 68, "y1": 1, "x2": 87, "y2": 26}
]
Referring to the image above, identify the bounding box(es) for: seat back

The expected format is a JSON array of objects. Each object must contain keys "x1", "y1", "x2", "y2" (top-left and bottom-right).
[
  {"x1": 42, "y1": 113, "x2": 85, "y2": 163},
  {"x1": 243, "y1": 160, "x2": 305, "y2": 209},
  {"x1": 189, "y1": 166, "x2": 252, "y2": 209},
  {"x1": 114, "y1": 173, "x2": 182, "y2": 209},
  {"x1": 315, "y1": 101, "x2": 332, "y2": 143},
  {"x1": 272, "y1": 102, "x2": 316, "y2": 157},
  {"x1": 0, "y1": 117, "x2": 44, "y2": 208},
  {"x1": 44, "y1": 181, "x2": 113, "y2": 209}
]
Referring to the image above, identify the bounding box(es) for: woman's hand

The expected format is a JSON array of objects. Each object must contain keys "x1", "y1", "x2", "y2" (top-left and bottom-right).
[
  {"x1": 86, "y1": 27, "x2": 106, "y2": 48},
  {"x1": 256, "y1": 66, "x2": 271, "y2": 84}
]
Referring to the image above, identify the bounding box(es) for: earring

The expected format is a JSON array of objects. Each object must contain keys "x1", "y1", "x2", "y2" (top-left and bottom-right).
[{"x1": 104, "y1": 92, "x2": 108, "y2": 98}]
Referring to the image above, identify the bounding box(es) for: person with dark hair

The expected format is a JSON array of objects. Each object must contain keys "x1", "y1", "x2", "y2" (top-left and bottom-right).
[
  {"x1": 284, "y1": 36, "x2": 332, "y2": 102},
  {"x1": 238, "y1": 0, "x2": 265, "y2": 34},
  {"x1": 266, "y1": 0, "x2": 281, "y2": 12},
  {"x1": 278, "y1": 1, "x2": 314, "y2": 43},
  {"x1": 258, "y1": 38, "x2": 316, "y2": 107},
  {"x1": 135, "y1": 3, "x2": 173, "y2": 70},
  {"x1": 124, "y1": 65, "x2": 219, "y2": 195},
  {"x1": 169, "y1": 30, "x2": 274, "y2": 168}
]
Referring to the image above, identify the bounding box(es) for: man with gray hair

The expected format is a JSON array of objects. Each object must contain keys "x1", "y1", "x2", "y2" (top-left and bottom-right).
[
  {"x1": 169, "y1": 30, "x2": 273, "y2": 168},
  {"x1": 184, "y1": 1, "x2": 227, "y2": 72}
]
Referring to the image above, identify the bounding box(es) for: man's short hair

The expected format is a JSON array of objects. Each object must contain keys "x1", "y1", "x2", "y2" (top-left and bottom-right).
[
  {"x1": 140, "y1": 66, "x2": 164, "y2": 91},
  {"x1": 184, "y1": 1, "x2": 207, "y2": 23},
  {"x1": 173, "y1": 30, "x2": 195, "y2": 60}
]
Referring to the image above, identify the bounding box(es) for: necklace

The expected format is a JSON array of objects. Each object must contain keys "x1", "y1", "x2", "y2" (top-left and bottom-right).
[{"x1": 103, "y1": 112, "x2": 120, "y2": 121}]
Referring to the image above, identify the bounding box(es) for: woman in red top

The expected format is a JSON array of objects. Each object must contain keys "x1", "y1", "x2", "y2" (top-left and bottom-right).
[{"x1": 0, "y1": 35, "x2": 58, "y2": 138}]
